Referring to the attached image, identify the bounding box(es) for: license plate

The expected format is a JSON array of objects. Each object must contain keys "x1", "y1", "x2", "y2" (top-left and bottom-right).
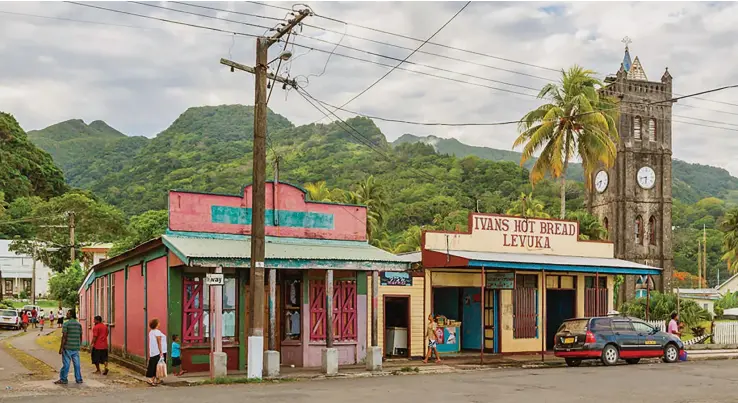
[
  {"x1": 1, "y1": 318, "x2": 10, "y2": 322},
  {"x1": 564, "y1": 337, "x2": 575, "y2": 344}
]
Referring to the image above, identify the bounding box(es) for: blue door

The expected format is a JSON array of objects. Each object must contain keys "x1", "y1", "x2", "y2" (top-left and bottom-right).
[{"x1": 461, "y1": 288, "x2": 482, "y2": 350}]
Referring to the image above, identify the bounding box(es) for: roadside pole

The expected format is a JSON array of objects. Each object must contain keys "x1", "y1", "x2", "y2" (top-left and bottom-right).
[
  {"x1": 207, "y1": 269, "x2": 226, "y2": 378},
  {"x1": 220, "y1": 8, "x2": 310, "y2": 380}
]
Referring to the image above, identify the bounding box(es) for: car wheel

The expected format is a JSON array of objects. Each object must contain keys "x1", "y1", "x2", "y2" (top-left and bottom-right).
[
  {"x1": 565, "y1": 358, "x2": 582, "y2": 367},
  {"x1": 663, "y1": 344, "x2": 679, "y2": 363},
  {"x1": 625, "y1": 358, "x2": 640, "y2": 365},
  {"x1": 601, "y1": 344, "x2": 619, "y2": 366}
]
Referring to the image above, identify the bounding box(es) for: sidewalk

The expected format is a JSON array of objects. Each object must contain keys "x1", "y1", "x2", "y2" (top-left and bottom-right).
[
  {"x1": 156, "y1": 353, "x2": 567, "y2": 386},
  {"x1": 8, "y1": 328, "x2": 142, "y2": 389}
]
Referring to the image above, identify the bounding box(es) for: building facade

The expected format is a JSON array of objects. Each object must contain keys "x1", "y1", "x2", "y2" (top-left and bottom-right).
[
  {"x1": 408, "y1": 213, "x2": 662, "y2": 356},
  {"x1": 590, "y1": 42, "x2": 674, "y2": 300},
  {"x1": 0, "y1": 240, "x2": 52, "y2": 298},
  {"x1": 78, "y1": 182, "x2": 408, "y2": 372}
]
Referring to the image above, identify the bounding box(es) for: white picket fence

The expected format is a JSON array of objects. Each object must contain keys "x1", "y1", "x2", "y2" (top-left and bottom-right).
[
  {"x1": 646, "y1": 320, "x2": 666, "y2": 332},
  {"x1": 713, "y1": 322, "x2": 738, "y2": 344}
]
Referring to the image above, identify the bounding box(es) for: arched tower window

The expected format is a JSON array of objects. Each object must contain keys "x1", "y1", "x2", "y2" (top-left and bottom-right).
[
  {"x1": 635, "y1": 216, "x2": 643, "y2": 245},
  {"x1": 648, "y1": 119, "x2": 656, "y2": 141},
  {"x1": 633, "y1": 116, "x2": 642, "y2": 139},
  {"x1": 603, "y1": 217, "x2": 609, "y2": 232},
  {"x1": 649, "y1": 216, "x2": 657, "y2": 245}
]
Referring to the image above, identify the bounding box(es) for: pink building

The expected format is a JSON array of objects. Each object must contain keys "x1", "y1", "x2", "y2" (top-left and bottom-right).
[{"x1": 78, "y1": 182, "x2": 408, "y2": 372}]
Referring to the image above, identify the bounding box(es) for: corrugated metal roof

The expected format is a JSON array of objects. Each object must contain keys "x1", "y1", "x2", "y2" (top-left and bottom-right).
[
  {"x1": 431, "y1": 250, "x2": 663, "y2": 274},
  {"x1": 395, "y1": 252, "x2": 421, "y2": 262},
  {"x1": 163, "y1": 235, "x2": 409, "y2": 263}
]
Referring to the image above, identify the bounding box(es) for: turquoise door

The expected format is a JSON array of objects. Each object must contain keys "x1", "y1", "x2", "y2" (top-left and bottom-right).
[{"x1": 461, "y1": 288, "x2": 482, "y2": 350}]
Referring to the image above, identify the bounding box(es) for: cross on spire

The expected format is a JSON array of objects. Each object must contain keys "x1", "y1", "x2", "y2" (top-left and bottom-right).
[{"x1": 622, "y1": 36, "x2": 632, "y2": 50}]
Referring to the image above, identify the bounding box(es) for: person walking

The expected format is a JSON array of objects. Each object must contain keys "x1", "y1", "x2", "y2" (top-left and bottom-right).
[
  {"x1": 91, "y1": 316, "x2": 109, "y2": 375},
  {"x1": 422, "y1": 314, "x2": 441, "y2": 364},
  {"x1": 146, "y1": 318, "x2": 167, "y2": 386},
  {"x1": 31, "y1": 308, "x2": 37, "y2": 329},
  {"x1": 21, "y1": 311, "x2": 29, "y2": 332},
  {"x1": 49, "y1": 311, "x2": 55, "y2": 325},
  {"x1": 54, "y1": 310, "x2": 83, "y2": 385},
  {"x1": 39, "y1": 309, "x2": 45, "y2": 332},
  {"x1": 57, "y1": 309, "x2": 64, "y2": 328}
]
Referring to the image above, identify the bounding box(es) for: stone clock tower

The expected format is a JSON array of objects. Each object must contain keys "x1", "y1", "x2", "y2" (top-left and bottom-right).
[{"x1": 589, "y1": 40, "x2": 674, "y2": 300}]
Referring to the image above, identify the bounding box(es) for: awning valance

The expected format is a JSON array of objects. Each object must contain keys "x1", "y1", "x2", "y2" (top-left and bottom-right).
[
  {"x1": 425, "y1": 249, "x2": 662, "y2": 275},
  {"x1": 163, "y1": 233, "x2": 409, "y2": 271}
]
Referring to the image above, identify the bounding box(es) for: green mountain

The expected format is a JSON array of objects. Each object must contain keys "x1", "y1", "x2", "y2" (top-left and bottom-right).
[
  {"x1": 392, "y1": 134, "x2": 738, "y2": 203},
  {"x1": 0, "y1": 112, "x2": 67, "y2": 203}
]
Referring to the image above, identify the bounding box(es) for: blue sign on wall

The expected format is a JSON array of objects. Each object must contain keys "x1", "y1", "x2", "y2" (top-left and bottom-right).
[{"x1": 380, "y1": 271, "x2": 412, "y2": 286}]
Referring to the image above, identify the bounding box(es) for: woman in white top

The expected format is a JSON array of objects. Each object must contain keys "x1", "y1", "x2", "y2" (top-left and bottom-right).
[{"x1": 146, "y1": 318, "x2": 167, "y2": 386}]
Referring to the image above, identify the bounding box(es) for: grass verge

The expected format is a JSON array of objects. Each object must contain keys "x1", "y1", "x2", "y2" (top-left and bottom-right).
[{"x1": 1, "y1": 340, "x2": 56, "y2": 380}]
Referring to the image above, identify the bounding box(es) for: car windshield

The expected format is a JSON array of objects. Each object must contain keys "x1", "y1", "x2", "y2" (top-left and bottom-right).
[
  {"x1": 22, "y1": 306, "x2": 35, "y2": 311},
  {"x1": 1, "y1": 310, "x2": 18, "y2": 317},
  {"x1": 558, "y1": 319, "x2": 588, "y2": 333}
]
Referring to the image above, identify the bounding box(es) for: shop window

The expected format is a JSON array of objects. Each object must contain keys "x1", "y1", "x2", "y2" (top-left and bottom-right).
[
  {"x1": 309, "y1": 280, "x2": 357, "y2": 342},
  {"x1": 635, "y1": 216, "x2": 643, "y2": 245},
  {"x1": 513, "y1": 274, "x2": 538, "y2": 339},
  {"x1": 633, "y1": 116, "x2": 642, "y2": 139},
  {"x1": 545, "y1": 276, "x2": 575, "y2": 289},
  {"x1": 23, "y1": 279, "x2": 31, "y2": 293},
  {"x1": 4, "y1": 280, "x2": 11, "y2": 294},
  {"x1": 283, "y1": 279, "x2": 302, "y2": 341},
  {"x1": 584, "y1": 277, "x2": 608, "y2": 317},
  {"x1": 182, "y1": 276, "x2": 238, "y2": 345},
  {"x1": 649, "y1": 216, "x2": 657, "y2": 245}
]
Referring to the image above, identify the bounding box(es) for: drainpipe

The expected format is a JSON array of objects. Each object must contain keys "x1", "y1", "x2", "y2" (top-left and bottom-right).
[
  {"x1": 541, "y1": 269, "x2": 546, "y2": 362},
  {"x1": 480, "y1": 266, "x2": 485, "y2": 365}
]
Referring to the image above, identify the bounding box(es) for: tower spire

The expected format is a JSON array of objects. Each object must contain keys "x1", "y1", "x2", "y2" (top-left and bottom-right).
[{"x1": 622, "y1": 36, "x2": 633, "y2": 72}]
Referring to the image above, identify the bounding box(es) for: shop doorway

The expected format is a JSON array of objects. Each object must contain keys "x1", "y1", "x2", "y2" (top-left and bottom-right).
[
  {"x1": 384, "y1": 296, "x2": 410, "y2": 357},
  {"x1": 546, "y1": 289, "x2": 576, "y2": 350}
]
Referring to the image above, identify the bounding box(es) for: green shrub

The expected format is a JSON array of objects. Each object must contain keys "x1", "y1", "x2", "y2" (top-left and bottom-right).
[{"x1": 620, "y1": 292, "x2": 711, "y2": 328}]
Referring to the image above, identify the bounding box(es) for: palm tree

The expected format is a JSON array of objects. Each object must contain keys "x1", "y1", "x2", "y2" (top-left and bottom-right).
[
  {"x1": 720, "y1": 207, "x2": 738, "y2": 273},
  {"x1": 394, "y1": 226, "x2": 422, "y2": 254},
  {"x1": 566, "y1": 211, "x2": 608, "y2": 241},
  {"x1": 305, "y1": 181, "x2": 333, "y2": 202},
  {"x1": 347, "y1": 175, "x2": 389, "y2": 240},
  {"x1": 514, "y1": 65, "x2": 619, "y2": 218},
  {"x1": 506, "y1": 192, "x2": 550, "y2": 218}
]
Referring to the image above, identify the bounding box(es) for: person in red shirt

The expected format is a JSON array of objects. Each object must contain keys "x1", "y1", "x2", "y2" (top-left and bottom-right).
[
  {"x1": 21, "y1": 312, "x2": 29, "y2": 332},
  {"x1": 31, "y1": 308, "x2": 37, "y2": 329},
  {"x1": 91, "y1": 316, "x2": 109, "y2": 375}
]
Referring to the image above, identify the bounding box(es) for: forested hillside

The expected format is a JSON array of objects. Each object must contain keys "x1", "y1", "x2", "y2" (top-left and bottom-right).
[
  {"x1": 22, "y1": 105, "x2": 738, "y2": 285},
  {"x1": 0, "y1": 112, "x2": 67, "y2": 204}
]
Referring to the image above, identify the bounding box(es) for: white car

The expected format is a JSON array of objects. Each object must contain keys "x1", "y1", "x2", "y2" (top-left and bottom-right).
[{"x1": 0, "y1": 309, "x2": 21, "y2": 330}]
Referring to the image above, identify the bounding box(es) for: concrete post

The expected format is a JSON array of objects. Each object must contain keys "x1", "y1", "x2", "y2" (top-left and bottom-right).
[
  {"x1": 264, "y1": 268, "x2": 280, "y2": 377},
  {"x1": 211, "y1": 266, "x2": 227, "y2": 378},
  {"x1": 322, "y1": 269, "x2": 338, "y2": 375},
  {"x1": 367, "y1": 271, "x2": 382, "y2": 371}
]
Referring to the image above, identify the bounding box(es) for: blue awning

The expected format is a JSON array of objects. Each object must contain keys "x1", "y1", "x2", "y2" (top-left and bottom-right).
[{"x1": 430, "y1": 250, "x2": 662, "y2": 276}]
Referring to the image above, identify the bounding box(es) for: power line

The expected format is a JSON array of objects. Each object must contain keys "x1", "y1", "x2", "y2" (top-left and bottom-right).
[
  {"x1": 64, "y1": 1, "x2": 262, "y2": 38},
  {"x1": 171, "y1": 1, "x2": 284, "y2": 23},
  {"x1": 328, "y1": 1, "x2": 472, "y2": 111},
  {"x1": 129, "y1": 1, "x2": 273, "y2": 32}
]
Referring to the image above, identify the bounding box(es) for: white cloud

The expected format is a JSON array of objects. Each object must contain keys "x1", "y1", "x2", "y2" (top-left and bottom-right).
[{"x1": 0, "y1": 1, "x2": 737, "y2": 175}]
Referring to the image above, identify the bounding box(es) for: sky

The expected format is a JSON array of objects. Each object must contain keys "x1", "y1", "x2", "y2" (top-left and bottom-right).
[{"x1": 2, "y1": 1, "x2": 738, "y2": 174}]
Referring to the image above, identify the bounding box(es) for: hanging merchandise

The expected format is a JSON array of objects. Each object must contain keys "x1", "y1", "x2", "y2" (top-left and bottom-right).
[
  {"x1": 291, "y1": 311, "x2": 301, "y2": 335},
  {"x1": 290, "y1": 281, "x2": 297, "y2": 306}
]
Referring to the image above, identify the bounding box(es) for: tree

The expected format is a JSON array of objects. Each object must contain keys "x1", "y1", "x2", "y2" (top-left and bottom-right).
[
  {"x1": 514, "y1": 65, "x2": 619, "y2": 218},
  {"x1": 721, "y1": 207, "x2": 738, "y2": 274},
  {"x1": 506, "y1": 192, "x2": 550, "y2": 218},
  {"x1": 48, "y1": 261, "x2": 85, "y2": 308},
  {"x1": 10, "y1": 191, "x2": 128, "y2": 272},
  {"x1": 109, "y1": 210, "x2": 168, "y2": 257},
  {"x1": 566, "y1": 211, "x2": 608, "y2": 241},
  {"x1": 394, "y1": 226, "x2": 422, "y2": 254},
  {"x1": 347, "y1": 175, "x2": 389, "y2": 241},
  {"x1": 305, "y1": 181, "x2": 334, "y2": 202}
]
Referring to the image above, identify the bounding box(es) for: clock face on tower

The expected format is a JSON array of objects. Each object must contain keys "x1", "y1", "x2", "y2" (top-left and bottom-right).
[
  {"x1": 637, "y1": 166, "x2": 656, "y2": 189},
  {"x1": 595, "y1": 170, "x2": 609, "y2": 193}
]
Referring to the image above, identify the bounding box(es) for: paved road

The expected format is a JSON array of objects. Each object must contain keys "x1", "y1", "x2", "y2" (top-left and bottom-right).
[{"x1": 2, "y1": 359, "x2": 737, "y2": 403}]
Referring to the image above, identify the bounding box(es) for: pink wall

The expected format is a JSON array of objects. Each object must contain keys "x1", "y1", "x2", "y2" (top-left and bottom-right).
[
  {"x1": 112, "y1": 270, "x2": 126, "y2": 350},
  {"x1": 168, "y1": 183, "x2": 367, "y2": 241},
  {"x1": 146, "y1": 256, "x2": 168, "y2": 358},
  {"x1": 126, "y1": 264, "x2": 145, "y2": 358}
]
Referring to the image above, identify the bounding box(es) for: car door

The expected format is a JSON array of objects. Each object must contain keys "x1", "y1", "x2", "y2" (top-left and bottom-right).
[
  {"x1": 611, "y1": 319, "x2": 639, "y2": 358},
  {"x1": 632, "y1": 321, "x2": 664, "y2": 358}
]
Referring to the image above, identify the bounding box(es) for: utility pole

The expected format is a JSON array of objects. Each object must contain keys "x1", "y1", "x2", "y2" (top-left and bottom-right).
[
  {"x1": 69, "y1": 211, "x2": 76, "y2": 264},
  {"x1": 703, "y1": 225, "x2": 707, "y2": 287},
  {"x1": 31, "y1": 242, "x2": 37, "y2": 305},
  {"x1": 220, "y1": 8, "x2": 309, "y2": 380}
]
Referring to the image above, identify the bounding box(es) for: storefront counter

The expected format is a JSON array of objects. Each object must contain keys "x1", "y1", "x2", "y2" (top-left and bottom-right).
[{"x1": 434, "y1": 322, "x2": 461, "y2": 354}]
